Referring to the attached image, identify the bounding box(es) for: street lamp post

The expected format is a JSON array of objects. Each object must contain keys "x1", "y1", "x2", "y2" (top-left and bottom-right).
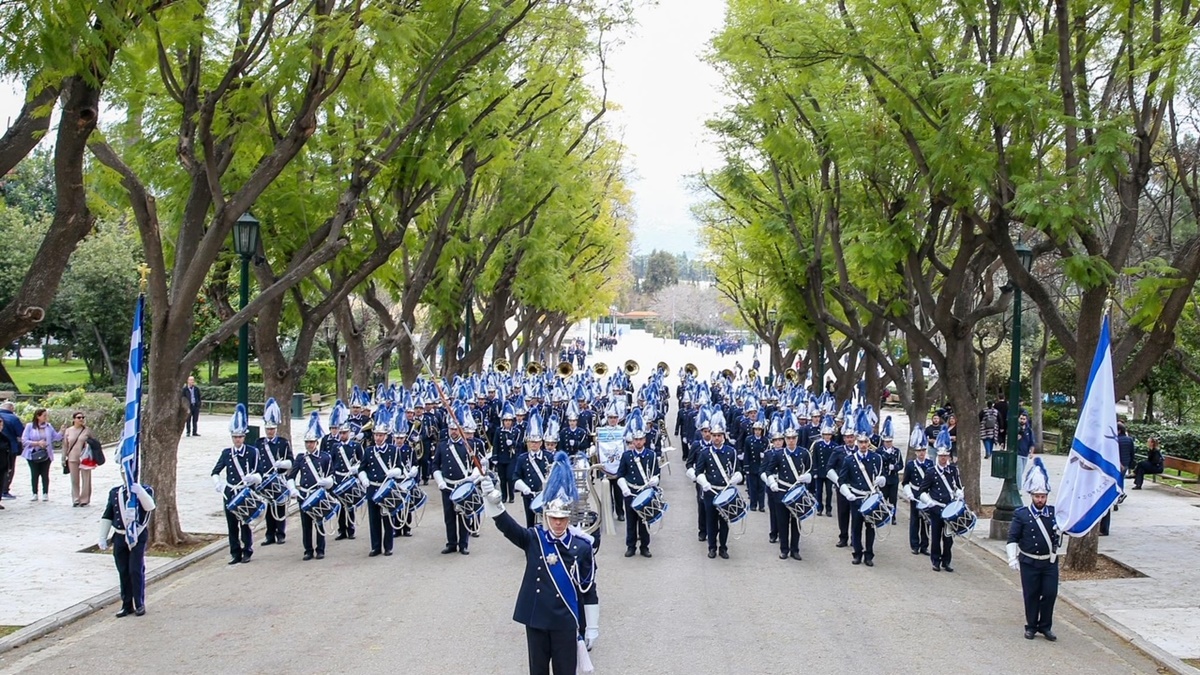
[
  {"x1": 990, "y1": 241, "x2": 1034, "y2": 539},
  {"x1": 232, "y1": 212, "x2": 260, "y2": 411}
]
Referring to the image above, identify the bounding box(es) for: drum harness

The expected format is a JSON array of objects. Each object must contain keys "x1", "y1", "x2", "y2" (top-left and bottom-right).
[
  {"x1": 854, "y1": 453, "x2": 895, "y2": 538},
  {"x1": 301, "y1": 453, "x2": 337, "y2": 537},
  {"x1": 708, "y1": 446, "x2": 747, "y2": 538},
  {"x1": 782, "y1": 448, "x2": 818, "y2": 536},
  {"x1": 334, "y1": 443, "x2": 359, "y2": 527},
  {"x1": 260, "y1": 440, "x2": 288, "y2": 520}
]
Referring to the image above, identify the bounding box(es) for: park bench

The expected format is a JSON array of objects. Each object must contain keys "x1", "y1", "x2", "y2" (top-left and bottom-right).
[
  {"x1": 1133, "y1": 453, "x2": 1200, "y2": 485},
  {"x1": 1042, "y1": 431, "x2": 1061, "y2": 453}
]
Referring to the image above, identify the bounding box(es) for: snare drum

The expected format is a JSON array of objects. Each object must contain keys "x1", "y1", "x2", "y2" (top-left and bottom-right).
[
  {"x1": 226, "y1": 486, "x2": 266, "y2": 524},
  {"x1": 630, "y1": 487, "x2": 668, "y2": 525},
  {"x1": 940, "y1": 500, "x2": 977, "y2": 537},
  {"x1": 371, "y1": 478, "x2": 405, "y2": 514},
  {"x1": 781, "y1": 484, "x2": 818, "y2": 522},
  {"x1": 397, "y1": 477, "x2": 428, "y2": 512},
  {"x1": 530, "y1": 492, "x2": 546, "y2": 514},
  {"x1": 450, "y1": 481, "x2": 484, "y2": 518},
  {"x1": 300, "y1": 487, "x2": 341, "y2": 522},
  {"x1": 333, "y1": 474, "x2": 368, "y2": 510},
  {"x1": 712, "y1": 486, "x2": 748, "y2": 524},
  {"x1": 859, "y1": 493, "x2": 893, "y2": 527},
  {"x1": 257, "y1": 473, "x2": 290, "y2": 506}
]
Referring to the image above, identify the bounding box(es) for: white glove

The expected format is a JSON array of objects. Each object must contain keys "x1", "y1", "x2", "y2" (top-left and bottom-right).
[
  {"x1": 617, "y1": 477, "x2": 632, "y2": 498},
  {"x1": 515, "y1": 480, "x2": 533, "y2": 496},
  {"x1": 1006, "y1": 543, "x2": 1020, "y2": 570},
  {"x1": 275, "y1": 459, "x2": 293, "y2": 472},
  {"x1": 212, "y1": 474, "x2": 225, "y2": 493},
  {"x1": 318, "y1": 476, "x2": 334, "y2": 489},
  {"x1": 386, "y1": 467, "x2": 404, "y2": 479},
  {"x1": 407, "y1": 466, "x2": 419, "y2": 479},
  {"x1": 798, "y1": 472, "x2": 812, "y2": 485},
  {"x1": 131, "y1": 483, "x2": 156, "y2": 511},
  {"x1": 468, "y1": 468, "x2": 482, "y2": 482},
  {"x1": 874, "y1": 475, "x2": 886, "y2": 488},
  {"x1": 287, "y1": 479, "x2": 299, "y2": 498},
  {"x1": 696, "y1": 475, "x2": 712, "y2": 492},
  {"x1": 434, "y1": 471, "x2": 449, "y2": 491},
  {"x1": 954, "y1": 488, "x2": 964, "y2": 501},
  {"x1": 901, "y1": 484, "x2": 915, "y2": 502},
  {"x1": 919, "y1": 492, "x2": 934, "y2": 509},
  {"x1": 685, "y1": 467, "x2": 696, "y2": 482},
  {"x1": 730, "y1": 471, "x2": 743, "y2": 486},
  {"x1": 245, "y1": 472, "x2": 262, "y2": 487},
  {"x1": 647, "y1": 476, "x2": 660, "y2": 488},
  {"x1": 98, "y1": 519, "x2": 112, "y2": 551},
  {"x1": 358, "y1": 471, "x2": 369, "y2": 487},
  {"x1": 349, "y1": 463, "x2": 360, "y2": 475},
  {"x1": 839, "y1": 484, "x2": 854, "y2": 501},
  {"x1": 765, "y1": 475, "x2": 780, "y2": 492},
  {"x1": 826, "y1": 469, "x2": 838, "y2": 483},
  {"x1": 481, "y1": 478, "x2": 502, "y2": 504},
  {"x1": 584, "y1": 605, "x2": 600, "y2": 650}
]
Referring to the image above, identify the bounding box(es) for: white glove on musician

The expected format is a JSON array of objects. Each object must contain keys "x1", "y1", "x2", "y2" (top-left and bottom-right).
[
  {"x1": 685, "y1": 467, "x2": 696, "y2": 482},
  {"x1": 244, "y1": 472, "x2": 262, "y2": 487},
  {"x1": 617, "y1": 477, "x2": 632, "y2": 499},
  {"x1": 839, "y1": 484, "x2": 855, "y2": 501},
  {"x1": 407, "y1": 466, "x2": 419, "y2": 479},
  {"x1": 287, "y1": 479, "x2": 300, "y2": 498},
  {"x1": 584, "y1": 605, "x2": 600, "y2": 650},
  {"x1": 515, "y1": 480, "x2": 533, "y2": 496},
  {"x1": 481, "y1": 477, "x2": 504, "y2": 517},
  {"x1": 1006, "y1": 542, "x2": 1020, "y2": 570},
  {"x1": 97, "y1": 519, "x2": 112, "y2": 552},
  {"x1": 798, "y1": 472, "x2": 812, "y2": 485},
  {"x1": 130, "y1": 483, "x2": 156, "y2": 511},
  {"x1": 696, "y1": 475, "x2": 712, "y2": 493},
  {"x1": 212, "y1": 474, "x2": 225, "y2": 494},
  {"x1": 647, "y1": 476, "x2": 660, "y2": 488},
  {"x1": 358, "y1": 471, "x2": 370, "y2": 488},
  {"x1": 434, "y1": 471, "x2": 449, "y2": 491},
  {"x1": 766, "y1": 475, "x2": 781, "y2": 492},
  {"x1": 826, "y1": 469, "x2": 839, "y2": 483},
  {"x1": 275, "y1": 459, "x2": 293, "y2": 472},
  {"x1": 874, "y1": 475, "x2": 886, "y2": 489},
  {"x1": 730, "y1": 471, "x2": 743, "y2": 486},
  {"x1": 954, "y1": 488, "x2": 964, "y2": 501},
  {"x1": 386, "y1": 467, "x2": 404, "y2": 480},
  {"x1": 318, "y1": 476, "x2": 334, "y2": 489}
]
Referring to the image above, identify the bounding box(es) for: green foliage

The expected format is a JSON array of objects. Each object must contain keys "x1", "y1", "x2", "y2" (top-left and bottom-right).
[
  {"x1": 0, "y1": 150, "x2": 56, "y2": 217},
  {"x1": 24, "y1": 388, "x2": 128, "y2": 444},
  {"x1": 1125, "y1": 423, "x2": 1200, "y2": 463},
  {"x1": 642, "y1": 250, "x2": 679, "y2": 295},
  {"x1": 299, "y1": 360, "x2": 336, "y2": 396}
]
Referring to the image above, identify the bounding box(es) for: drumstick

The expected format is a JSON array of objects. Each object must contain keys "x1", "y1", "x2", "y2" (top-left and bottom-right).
[{"x1": 400, "y1": 321, "x2": 487, "y2": 479}]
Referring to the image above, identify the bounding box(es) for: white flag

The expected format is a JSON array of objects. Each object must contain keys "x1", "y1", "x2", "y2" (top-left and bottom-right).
[{"x1": 1055, "y1": 317, "x2": 1122, "y2": 537}]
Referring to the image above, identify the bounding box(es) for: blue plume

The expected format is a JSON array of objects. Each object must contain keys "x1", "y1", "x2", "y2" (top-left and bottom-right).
[
  {"x1": 303, "y1": 411, "x2": 324, "y2": 441},
  {"x1": 541, "y1": 451, "x2": 578, "y2": 503},
  {"x1": 229, "y1": 403, "x2": 249, "y2": 435}
]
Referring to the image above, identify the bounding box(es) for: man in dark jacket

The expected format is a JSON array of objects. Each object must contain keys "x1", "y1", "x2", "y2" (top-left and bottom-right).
[
  {"x1": 181, "y1": 376, "x2": 203, "y2": 437},
  {"x1": 0, "y1": 401, "x2": 23, "y2": 501},
  {"x1": 1100, "y1": 423, "x2": 1136, "y2": 536}
]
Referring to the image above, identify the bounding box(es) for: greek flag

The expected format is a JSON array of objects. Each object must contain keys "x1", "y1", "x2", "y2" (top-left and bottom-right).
[
  {"x1": 1055, "y1": 316, "x2": 1122, "y2": 537},
  {"x1": 119, "y1": 294, "x2": 146, "y2": 547}
]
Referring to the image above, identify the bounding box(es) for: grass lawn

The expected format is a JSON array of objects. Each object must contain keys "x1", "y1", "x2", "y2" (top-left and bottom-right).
[{"x1": 1, "y1": 358, "x2": 90, "y2": 392}]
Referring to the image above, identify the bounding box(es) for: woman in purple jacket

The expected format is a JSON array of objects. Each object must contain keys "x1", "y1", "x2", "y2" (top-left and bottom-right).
[{"x1": 22, "y1": 408, "x2": 62, "y2": 501}]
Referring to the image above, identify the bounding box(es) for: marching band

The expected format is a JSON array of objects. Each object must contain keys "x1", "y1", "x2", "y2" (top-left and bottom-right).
[{"x1": 197, "y1": 354, "x2": 1062, "y2": 672}]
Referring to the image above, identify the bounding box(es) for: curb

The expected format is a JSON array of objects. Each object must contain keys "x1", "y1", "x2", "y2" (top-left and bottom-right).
[
  {"x1": 0, "y1": 534, "x2": 230, "y2": 657},
  {"x1": 964, "y1": 534, "x2": 1199, "y2": 675}
]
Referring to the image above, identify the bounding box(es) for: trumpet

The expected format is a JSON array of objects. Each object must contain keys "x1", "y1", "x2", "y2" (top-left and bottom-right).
[
  {"x1": 527, "y1": 362, "x2": 545, "y2": 376},
  {"x1": 624, "y1": 359, "x2": 639, "y2": 376},
  {"x1": 656, "y1": 361, "x2": 669, "y2": 375},
  {"x1": 593, "y1": 362, "x2": 609, "y2": 376},
  {"x1": 557, "y1": 360, "x2": 574, "y2": 378},
  {"x1": 494, "y1": 358, "x2": 511, "y2": 374}
]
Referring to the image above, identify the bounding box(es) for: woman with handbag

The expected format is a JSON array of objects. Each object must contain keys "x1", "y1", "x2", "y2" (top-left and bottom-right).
[
  {"x1": 63, "y1": 411, "x2": 93, "y2": 507},
  {"x1": 22, "y1": 408, "x2": 62, "y2": 501}
]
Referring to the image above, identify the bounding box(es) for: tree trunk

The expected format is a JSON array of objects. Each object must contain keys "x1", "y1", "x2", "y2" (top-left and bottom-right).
[
  {"x1": 1031, "y1": 326, "x2": 1050, "y2": 445},
  {"x1": 1064, "y1": 529, "x2": 1099, "y2": 570},
  {"x1": 944, "y1": 337, "x2": 983, "y2": 510}
]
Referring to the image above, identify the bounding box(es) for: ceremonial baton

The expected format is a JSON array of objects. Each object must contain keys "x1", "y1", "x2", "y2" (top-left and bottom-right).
[{"x1": 400, "y1": 322, "x2": 489, "y2": 479}]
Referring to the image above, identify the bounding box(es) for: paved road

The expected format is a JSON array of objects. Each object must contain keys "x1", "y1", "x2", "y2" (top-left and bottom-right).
[{"x1": 0, "y1": 455, "x2": 1161, "y2": 674}]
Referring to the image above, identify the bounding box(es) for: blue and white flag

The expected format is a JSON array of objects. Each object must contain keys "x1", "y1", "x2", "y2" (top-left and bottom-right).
[
  {"x1": 1055, "y1": 316, "x2": 1122, "y2": 537},
  {"x1": 119, "y1": 294, "x2": 146, "y2": 547}
]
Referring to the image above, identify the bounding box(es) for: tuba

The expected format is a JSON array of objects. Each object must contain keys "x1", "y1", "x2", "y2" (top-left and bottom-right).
[
  {"x1": 721, "y1": 368, "x2": 734, "y2": 381},
  {"x1": 624, "y1": 359, "x2": 639, "y2": 376},
  {"x1": 684, "y1": 363, "x2": 698, "y2": 378},
  {"x1": 494, "y1": 358, "x2": 511, "y2": 374},
  {"x1": 557, "y1": 360, "x2": 574, "y2": 378},
  {"x1": 784, "y1": 367, "x2": 800, "y2": 384},
  {"x1": 527, "y1": 362, "x2": 545, "y2": 376},
  {"x1": 656, "y1": 361, "x2": 669, "y2": 375},
  {"x1": 593, "y1": 362, "x2": 608, "y2": 376},
  {"x1": 746, "y1": 368, "x2": 758, "y2": 382}
]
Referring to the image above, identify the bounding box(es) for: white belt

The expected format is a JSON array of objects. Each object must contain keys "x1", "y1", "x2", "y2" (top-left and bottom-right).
[{"x1": 1020, "y1": 549, "x2": 1055, "y2": 561}]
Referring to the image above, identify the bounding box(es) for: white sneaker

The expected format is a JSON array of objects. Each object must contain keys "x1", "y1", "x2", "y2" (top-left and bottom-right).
[
  {"x1": 41, "y1": 494, "x2": 49, "y2": 502},
  {"x1": 30, "y1": 494, "x2": 38, "y2": 501}
]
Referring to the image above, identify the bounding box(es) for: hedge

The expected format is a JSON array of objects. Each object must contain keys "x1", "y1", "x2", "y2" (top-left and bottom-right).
[{"x1": 13, "y1": 388, "x2": 126, "y2": 444}]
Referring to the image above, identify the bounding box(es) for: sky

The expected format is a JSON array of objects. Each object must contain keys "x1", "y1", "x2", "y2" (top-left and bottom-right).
[
  {"x1": 603, "y1": 0, "x2": 730, "y2": 257},
  {"x1": 0, "y1": 0, "x2": 730, "y2": 257}
]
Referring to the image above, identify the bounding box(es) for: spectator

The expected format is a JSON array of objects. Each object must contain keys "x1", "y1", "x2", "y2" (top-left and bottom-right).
[
  {"x1": 1132, "y1": 437, "x2": 1164, "y2": 489},
  {"x1": 182, "y1": 376, "x2": 203, "y2": 437},
  {"x1": 1016, "y1": 412, "x2": 1036, "y2": 482},
  {"x1": 925, "y1": 412, "x2": 944, "y2": 447},
  {"x1": 979, "y1": 402, "x2": 1000, "y2": 459},
  {"x1": 947, "y1": 413, "x2": 959, "y2": 461},
  {"x1": 22, "y1": 407, "x2": 62, "y2": 501},
  {"x1": 993, "y1": 395, "x2": 1009, "y2": 441},
  {"x1": 1100, "y1": 423, "x2": 1137, "y2": 536},
  {"x1": 62, "y1": 411, "x2": 94, "y2": 507},
  {"x1": 0, "y1": 401, "x2": 22, "y2": 501}
]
